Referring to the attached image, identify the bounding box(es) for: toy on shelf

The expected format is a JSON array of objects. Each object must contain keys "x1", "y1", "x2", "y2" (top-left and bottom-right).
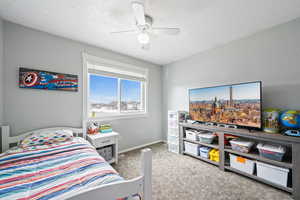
[
  {"x1": 87, "y1": 122, "x2": 99, "y2": 135},
  {"x1": 99, "y1": 124, "x2": 112, "y2": 133},
  {"x1": 209, "y1": 149, "x2": 220, "y2": 162},
  {"x1": 263, "y1": 108, "x2": 281, "y2": 133},
  {"x1": 280, "y1": 110, "x2": 300, "y2": 137},
  {"x1": 224, "y1": 134, "x2": 238, "y2": 146}
]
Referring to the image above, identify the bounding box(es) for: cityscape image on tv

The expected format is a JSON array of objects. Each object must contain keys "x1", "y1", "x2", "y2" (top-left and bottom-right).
[{"x1": 189, "y1": 82, "x2": 261, "y2": 128}]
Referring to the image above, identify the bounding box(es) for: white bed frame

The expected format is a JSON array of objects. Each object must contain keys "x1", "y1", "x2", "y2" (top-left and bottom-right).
[{"x1": 0, "y1": 126, "x2": 152, "y2": 200}]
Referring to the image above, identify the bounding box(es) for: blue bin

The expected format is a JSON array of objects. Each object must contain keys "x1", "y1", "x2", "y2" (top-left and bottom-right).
[{"x1": 199, "y1": 146, "x2": 211, "y2": 159}]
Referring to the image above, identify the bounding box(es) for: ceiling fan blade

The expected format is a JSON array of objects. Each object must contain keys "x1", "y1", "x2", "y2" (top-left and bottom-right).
[
  {"x1": 110, "y1": 30, "x2": 137, "y2": 34},
  {"x1": 152, "y1": 28, "x2": 181, "y2": 35},
  {"x1": 131, "y1": 0, "x2": 146, "y2": 26}
]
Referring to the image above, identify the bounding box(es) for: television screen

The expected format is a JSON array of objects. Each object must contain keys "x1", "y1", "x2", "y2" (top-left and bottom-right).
[{"x1": 189, "y1": 81, "x2": 262, "y2": 129}]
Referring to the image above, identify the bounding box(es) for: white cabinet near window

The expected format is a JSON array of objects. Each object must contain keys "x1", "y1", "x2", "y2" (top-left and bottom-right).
[
  {"x1": 87, "y1": 132, "x2": 119, "y2": 164},
  {"x1": 167, "y1": 111, "x2": 187, "y2": 154}
]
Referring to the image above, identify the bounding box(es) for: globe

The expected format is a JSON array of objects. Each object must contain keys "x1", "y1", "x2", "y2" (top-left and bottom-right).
[{"x1": 280, "y1": 110, "x2": 300, "y2": 129}]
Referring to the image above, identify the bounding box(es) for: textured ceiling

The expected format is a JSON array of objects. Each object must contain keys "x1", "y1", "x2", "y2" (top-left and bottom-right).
[{"x1": 1, "y1": 0, "x2": 300, "y2": 65}]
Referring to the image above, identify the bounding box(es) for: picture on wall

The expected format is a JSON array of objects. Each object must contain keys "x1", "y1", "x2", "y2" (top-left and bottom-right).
[{"x1": 19, "y1": 67, "x2": 78, "y2": 92}]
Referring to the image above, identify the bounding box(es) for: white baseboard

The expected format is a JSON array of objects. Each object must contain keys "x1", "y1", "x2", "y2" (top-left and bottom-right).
[{"x1": 119, "y1": 140, "x2": 164, "y2": 154}]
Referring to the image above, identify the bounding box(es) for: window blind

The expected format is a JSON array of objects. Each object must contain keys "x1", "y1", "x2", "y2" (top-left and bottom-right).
[{"x1": 88, "y1": 62, "x2": 147, "y2": 82}]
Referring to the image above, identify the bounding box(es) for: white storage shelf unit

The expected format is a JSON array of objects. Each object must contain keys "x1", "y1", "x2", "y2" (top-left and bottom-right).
[{"x1": 167, "y1": 111, "x2": 185, "y2": 154}]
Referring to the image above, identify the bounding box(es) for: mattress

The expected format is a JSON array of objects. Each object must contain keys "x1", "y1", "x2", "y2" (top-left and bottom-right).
[{"x1": 0, "y1": 137, "x2": 124, "y2": 200}]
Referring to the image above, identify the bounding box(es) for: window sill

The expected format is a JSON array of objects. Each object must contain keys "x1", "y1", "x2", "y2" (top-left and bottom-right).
[{"x1": 86, "y1": 112, "x2": 149, "y2": 122}]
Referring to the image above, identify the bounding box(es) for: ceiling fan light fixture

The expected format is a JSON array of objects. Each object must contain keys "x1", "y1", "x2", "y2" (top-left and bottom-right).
[{"x1": 137, "y1": 32, "x2": 150, "y2": 44}]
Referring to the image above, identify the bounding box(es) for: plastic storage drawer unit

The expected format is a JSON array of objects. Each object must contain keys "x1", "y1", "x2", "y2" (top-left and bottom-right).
[
  {"x1": 257, "y1": 143, "x2": 286, "y2": 162},
  {"x1": 256, "y1": 161, "x2": 289, "y2": 187},
  {"x1": 198, "y1": 133, "x2": 216, "y2": 144},
  {"x1": 168, "y1": 143, "x2": 179, "y2": 153},
  {"x1": 230, "y1": 139, "x2": 254, "y2": 153},
  {"x1": 199, "y1": 146, "x2": 211, "y2": 159},
  {"x1": 229, "y1": 154, "x2": 255, "y2": 175},
  {"x1": 168, "y1": 128, "x2": 179, "y2": 137},
  {"x1": 184, "y1": 141, "x2": 199, "y2": 156},
  {"x1": 168, "y1": 135, "x2": 179, "y2": 145}
]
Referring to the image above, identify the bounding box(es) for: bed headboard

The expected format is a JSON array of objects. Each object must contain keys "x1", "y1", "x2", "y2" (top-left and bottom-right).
[{"x1": 0, "y1": 126, "x2": 84, "y2": 153}]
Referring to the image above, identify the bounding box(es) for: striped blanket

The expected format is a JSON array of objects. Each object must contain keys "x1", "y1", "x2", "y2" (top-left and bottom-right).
[{"x1": 0, "y1": 138, "x2": 123, "y2": 200}]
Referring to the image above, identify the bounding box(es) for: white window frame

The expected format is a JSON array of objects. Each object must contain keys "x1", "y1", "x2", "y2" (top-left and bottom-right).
[{"x1": 82, "y1": 53, "x2": 149, "y2": 121}]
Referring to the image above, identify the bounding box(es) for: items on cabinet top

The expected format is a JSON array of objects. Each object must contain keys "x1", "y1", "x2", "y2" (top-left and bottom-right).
[{"x1": 87, "y1": 122, "x2": 113, "y2": 135}]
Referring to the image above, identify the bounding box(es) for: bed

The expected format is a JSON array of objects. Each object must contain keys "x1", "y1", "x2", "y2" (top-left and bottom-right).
[{"x1": 0, "y1": 126, "x2": 152, "y2": 200}]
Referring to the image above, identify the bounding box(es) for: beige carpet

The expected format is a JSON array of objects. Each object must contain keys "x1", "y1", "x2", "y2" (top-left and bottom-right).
[{"x1": 113, "y1": 143, "x2": 292, "y2": 200}]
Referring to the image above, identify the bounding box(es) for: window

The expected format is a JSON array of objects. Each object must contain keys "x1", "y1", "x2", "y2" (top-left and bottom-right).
[
  {"x1": 120, "y1": 79, "x2": 143, "y2": 112},
  {"x1": 83, "y1": 53, "x2": 148, "y2": 119},
  {"x1": 89, "y1": 75, "x2": 118, "y2": 114}
]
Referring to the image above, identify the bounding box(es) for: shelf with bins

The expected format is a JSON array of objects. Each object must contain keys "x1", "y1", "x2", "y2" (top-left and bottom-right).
[
  {"x1": 183, "y1": 138, "x2": 219, "y2": 149},
  {"x1": 183, "y1": 151, "x2": 219, "y2": 166},
  {"x1": 182, "y1": 129, "x2": 220, "y2": 168},
  {"x1": 223, "y1": 144, "x2": 293, "y2": 193},
  {"x1": 224, "y1": 166, "x2": 293, "y2": 193},
  {"x1": 179, "y1": 122, "x2": 300, "y2": 198},
  {"x1": 224, "y1": 147, "x2": 293, "y2": 193},
  {"x1": 224, "y1": 148, "x2": 293, "y2": 169}
]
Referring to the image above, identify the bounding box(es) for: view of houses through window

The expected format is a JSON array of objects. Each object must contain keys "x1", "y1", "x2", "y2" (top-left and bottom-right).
[
  {"x1": 121, "y1": 79, "x2": 143, "y2": 112},
  {"x1": 89, "y1": 74, "x2": 145, "y2": 118}
]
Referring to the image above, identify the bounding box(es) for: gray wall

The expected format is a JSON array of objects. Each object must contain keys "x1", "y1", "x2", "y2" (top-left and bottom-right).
[
  {"x1": 0, "y1": 19, "x2": 3, "y2": 124},
  {"x1": 3, "y1": 21, "x2": 163, "y2": 151},
  {"x1": 163, "y1": 18, "x2": 300, "y2": 139}
]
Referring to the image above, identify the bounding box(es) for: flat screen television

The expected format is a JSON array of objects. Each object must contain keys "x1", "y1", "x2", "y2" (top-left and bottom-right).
[{"x1": 189, "y1": 81, "x2": 262, "y2": 129}]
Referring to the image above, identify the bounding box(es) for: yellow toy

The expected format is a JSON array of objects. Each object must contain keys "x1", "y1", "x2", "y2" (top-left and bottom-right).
[{"x1": 209, "y1": 149, "x2": 220, "y2": 162}]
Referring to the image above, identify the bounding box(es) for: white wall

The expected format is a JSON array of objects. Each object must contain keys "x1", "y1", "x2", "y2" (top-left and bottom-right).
[
  {"x1": 163, "y1": 18, "x2": 300, "y2": 139},
  {"x1": 3, "y1": 21, "x2": 163, "y2": 151},
  {"x1": 0, "y1": 18, "x2": 3, "y2": 124}
]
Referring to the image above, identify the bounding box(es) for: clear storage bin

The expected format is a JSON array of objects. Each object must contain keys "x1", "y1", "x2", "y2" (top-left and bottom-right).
[
  {"x1": 230, "y1": 139, "x2": 254, "y2": 153},
  {"x1": 229, "y1": 154, "x2": 255, "y2": 175},
  {"x1": 199, "y1": 146, "x2": 211, "y2": 159},
  {"x1": 184, "y1": 141, "x2": 199, "y2": 156},
  {"x1": 256, "y1": 161, "x2": 289, "y2": 187},
  {"x1": 198, "y1": 133, "x2": 216, "y2": 144},
  {"x1": 185, "y1": 130, "x2": 199, "y2": 141},
  {"x1": 257, "y1": 143, "x2": 286, "y2": 161}
]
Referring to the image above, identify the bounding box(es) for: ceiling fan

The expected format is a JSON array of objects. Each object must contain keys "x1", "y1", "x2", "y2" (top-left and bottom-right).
[{"x1": 111, "y1": 0, "x2": 180, "y2": 50}]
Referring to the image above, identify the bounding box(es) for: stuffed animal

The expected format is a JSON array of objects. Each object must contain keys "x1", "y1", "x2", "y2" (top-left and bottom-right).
[{"x1": 87, "y1": 122, "x2": 99, "y2": 135}]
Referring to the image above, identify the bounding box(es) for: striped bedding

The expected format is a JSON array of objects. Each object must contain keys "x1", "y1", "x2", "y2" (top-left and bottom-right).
[{"x1": 0, "y1": 137, "x2": 124, "y2": 200}]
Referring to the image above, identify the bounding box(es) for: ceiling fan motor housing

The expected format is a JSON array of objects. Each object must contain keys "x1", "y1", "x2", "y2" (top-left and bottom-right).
[{"x1": 137, "y1": 15, "x2": 153, "y2": 31}]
